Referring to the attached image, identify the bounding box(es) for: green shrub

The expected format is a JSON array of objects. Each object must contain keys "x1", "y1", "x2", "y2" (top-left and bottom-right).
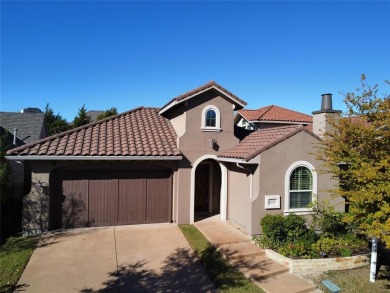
[
  {"x1": 260, "y1": 214, "x2": 286, "y2": 246},
  {"x1": 253, "y1": 234, "x2": 277, "y2": 249},
  {"x1": 310, "y1": 200, "x2": 349, "y2": 237},
  {"x1": 284, "y1": 214, "x2": 308, "y2": 242},
  {"x1": 312, "y1": 234, "x2": 367, "y2": 256},
  {"x1": 260, "y1": 213, "x2": 308, "y2": 245}
]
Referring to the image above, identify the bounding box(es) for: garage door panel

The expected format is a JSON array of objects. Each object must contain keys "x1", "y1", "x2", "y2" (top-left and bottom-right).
[
  {"x1": 61, "y1": 179, "x2": 89, "y2": 229},
  {"x1": 88, "y1": 179, "x2": 118, "y2": 227},
  {"x1": 118, "y1": 178, "x2": 146, "y2": 225},
  {"x1": 145, "y1": 174, "x2": 171, "y2": 223}
]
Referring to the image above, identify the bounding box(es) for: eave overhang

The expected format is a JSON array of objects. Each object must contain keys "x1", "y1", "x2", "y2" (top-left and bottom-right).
[
  {"x1": 5, "y1": 155, "x2": 183, "y2": 161},
  {"x1": 159, "y1": 84, "x2": 246, "y2": 115}
]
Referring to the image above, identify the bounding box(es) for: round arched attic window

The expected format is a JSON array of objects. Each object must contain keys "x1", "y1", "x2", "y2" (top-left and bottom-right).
[{"x1": 201, "y1": 105, "x2": 221, "y2": 132}]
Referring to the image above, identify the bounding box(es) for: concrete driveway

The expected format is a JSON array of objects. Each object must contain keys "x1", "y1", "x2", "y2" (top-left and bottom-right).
[{"x1": 16, "y1": 224, "x2": 216, "y2": 293}]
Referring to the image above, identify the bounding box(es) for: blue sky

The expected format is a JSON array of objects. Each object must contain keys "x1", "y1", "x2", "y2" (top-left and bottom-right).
[{"x1": 1, "y1": 1, "x2": 389, "y2": 122}]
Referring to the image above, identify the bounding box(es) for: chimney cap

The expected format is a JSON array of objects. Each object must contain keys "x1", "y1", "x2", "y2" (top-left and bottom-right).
[{"x1": 312, "y1": 93, "x2": 342, "y2": 114}]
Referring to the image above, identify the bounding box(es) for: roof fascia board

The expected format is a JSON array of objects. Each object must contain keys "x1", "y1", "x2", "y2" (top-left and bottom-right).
[
  {"x1": 211, "y1": 86, "x2": 246, "y2": 108},
  {"x1": 159, "y1": 85, "x2": 246, "y2": 115},
  {"x1": 250, "y1": 120, "x2": 311, "y2": 125},
  {"x1": 216, "y1": 156, "x2": 260, "y2": 164},
  {"x1": 5, "y1": 155, "x2": 183, "y2": 161}
]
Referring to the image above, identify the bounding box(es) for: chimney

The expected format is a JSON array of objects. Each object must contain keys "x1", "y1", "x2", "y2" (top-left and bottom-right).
[
  {"x1": 312, "y1": 93, "x2": 341, "y2": 138},
  {"x1": 13, "y1": 128, "x2": 18, "y2": 145}
]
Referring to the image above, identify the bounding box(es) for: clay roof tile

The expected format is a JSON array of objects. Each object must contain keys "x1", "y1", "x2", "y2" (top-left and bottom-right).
[{"x1": 7, "y1": 107, "x2": 181, "y2": 159}]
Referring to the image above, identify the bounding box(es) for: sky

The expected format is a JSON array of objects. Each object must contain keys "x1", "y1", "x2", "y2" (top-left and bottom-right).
[{"x1": 1, "y1": 1, "x2": 389, "y2": 122}]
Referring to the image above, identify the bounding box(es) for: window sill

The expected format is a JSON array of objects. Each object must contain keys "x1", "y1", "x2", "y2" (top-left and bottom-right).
[
  {"x1": 284, "y1": 208, "x2": 313, "y2": 215},
  {"x1": 201, "y1": 127, "x2": 222, "y2": 132}
]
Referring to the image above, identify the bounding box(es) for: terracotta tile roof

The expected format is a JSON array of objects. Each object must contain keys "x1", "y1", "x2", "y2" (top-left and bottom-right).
[
  {"x1": 219, "y1": 125, "x2": 318, "y2": 161},
  {"x1": 7, "y1": 107, "x2": 182, "y2": 158},
  {"x1": 159, "y1": 81, "x2": 247, "y2": 114},
  {"x1": 237, "y1": 105, "x2": 313, "y2": 123}
]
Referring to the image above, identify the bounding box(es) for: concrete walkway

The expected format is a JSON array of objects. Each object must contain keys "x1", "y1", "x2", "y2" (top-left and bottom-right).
[
  {"x1": 16, "y1": 224, "x2": 216, "y2": 293},
  {"x1": 194, "y1": 216, "x2": 316, "y2": 293}
]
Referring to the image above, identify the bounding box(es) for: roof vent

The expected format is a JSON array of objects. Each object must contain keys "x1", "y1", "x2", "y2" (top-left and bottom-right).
[
  {"x1": 21, "y1": 108, "x2": 43, "y2": 113},
  {"x1": 321, "y1": 94, "x2": 333, "y2": 111},
  {"x1": 13, "y1": 128, "x2": 18, "y2": 145}
]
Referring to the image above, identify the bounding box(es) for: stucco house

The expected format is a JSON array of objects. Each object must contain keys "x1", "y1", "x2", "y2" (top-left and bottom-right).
[
  {"x1": 235, "y1": 105, "x2": 313, "y2": 131},
  {"x1": 6, "y1": 82, "x2": 344, "y2": 236}
]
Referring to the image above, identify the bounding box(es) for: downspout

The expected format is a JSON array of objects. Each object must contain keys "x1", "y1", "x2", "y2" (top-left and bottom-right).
[{"x1": 236, "y1": 163, "x2": 253, "y2": 199}]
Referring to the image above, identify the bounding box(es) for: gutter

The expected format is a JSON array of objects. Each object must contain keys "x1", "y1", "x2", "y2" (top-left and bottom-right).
[
  {"x1": 216, "y1": 156, "x2": 260, "y2": 164},
  {"x1": 5, "y1": 155, "x2": 183, "y2": 161}
]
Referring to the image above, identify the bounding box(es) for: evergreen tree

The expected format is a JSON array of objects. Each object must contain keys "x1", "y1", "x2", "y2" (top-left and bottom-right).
[
  {"x1": 96, "y1": 107, "x2": 118, "y2": 121},
  {"x1": 72, "y1": 105, "x2": 91, "y2": 128},
  {"x1": 44, "y1": 104, "x2": 70, "y2": 135}
]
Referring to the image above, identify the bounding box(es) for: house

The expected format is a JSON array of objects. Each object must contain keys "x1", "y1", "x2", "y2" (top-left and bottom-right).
[
  {"x1": 235, "y1": 104, "x2": 313, "y2": 130},
  {"x1": 6, "y1": 82, "x2": 344, "y2": 236},
  {"x1": 0, "y1": 110, "x2": 48, "y2": 197},
  {"x1": 0, "y1": 110, "x2": 48, "y2": 236}
]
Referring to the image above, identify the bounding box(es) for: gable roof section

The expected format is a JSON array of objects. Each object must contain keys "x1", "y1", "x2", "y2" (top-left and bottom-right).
[
  {"x1": 6, "y1": 107, "x2": 182, "y2": 160},
  {"x1": 0, "y1": 112, "x2": 47, "y2": 144},
  {"x1": 159, "y1": 81, "x2": 247, "y2": 115},
  {"x1": 218, "y1": 125, "x2": 319, "y2": 162},
  {"x1": 237, "y1": 105, "x2": 313, "y2": 124}
]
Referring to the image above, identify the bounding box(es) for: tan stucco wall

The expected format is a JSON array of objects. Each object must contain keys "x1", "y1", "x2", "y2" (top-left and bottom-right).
[
  {"x1": 312, "y1": 112, "x2": 340, "y2": 138},
  {"x1": 249, "y1": 131, "x2": 344, "y2": 235},
  {"x1": 227, "y1": 165, "x2": 251, "y2": 232}
]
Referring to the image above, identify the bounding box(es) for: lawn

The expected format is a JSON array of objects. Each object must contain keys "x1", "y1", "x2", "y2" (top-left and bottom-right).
[
  {"x1": 179, "y1": 224, "x2": 264, "y2": 293},
  {"x1": 309, "y1": 255, "x2": 390, "y2": 292},
  {"x1": 0, "y1": 235, "x2": 39, "y2": 293}
]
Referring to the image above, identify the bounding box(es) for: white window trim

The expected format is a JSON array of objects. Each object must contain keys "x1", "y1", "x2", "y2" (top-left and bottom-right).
[
  {"x1": 284, "y1": 161, "x2": 317, "y2": 215},
  {"x1": 201, "y1": 105, "x2": 221, "y2": 132}
]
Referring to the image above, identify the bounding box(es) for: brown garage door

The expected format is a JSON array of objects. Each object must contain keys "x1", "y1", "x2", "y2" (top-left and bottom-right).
[{"x1": 50, "y1": 168, "x2": 172, "y2": 229}]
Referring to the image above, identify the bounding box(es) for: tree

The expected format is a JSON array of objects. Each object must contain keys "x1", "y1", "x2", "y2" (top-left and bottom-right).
[
  {"x1": 72, "y1": 105, "x2": 91, "y2": 128},
  {"x1": 317, "y1": 75, "x2": 390, "y2": 247},
  {"x1": 96, "y1": 107, "x2": 118, "y2": 121},
  {"x1": 45, "y1": 104, "x2": 70, "y2": 135}
]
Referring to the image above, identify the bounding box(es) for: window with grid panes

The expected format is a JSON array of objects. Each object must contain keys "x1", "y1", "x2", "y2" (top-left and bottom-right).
[
  {"x1": 205, "y1": 109, "x2": 216, "y2": 127},
  {"x1": 289, "y1": 166, "x2": 313, "y2": 208}
]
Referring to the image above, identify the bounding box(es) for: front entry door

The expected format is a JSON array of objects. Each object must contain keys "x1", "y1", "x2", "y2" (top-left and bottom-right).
[{"x1": 195, "y1": 164, "x2": 209, "y2": 212}]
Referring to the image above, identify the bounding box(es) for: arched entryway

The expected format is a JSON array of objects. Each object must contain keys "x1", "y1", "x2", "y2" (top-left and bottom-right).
[{"x1": 190, "y1": 155, "x2": 227, "y2": 223}]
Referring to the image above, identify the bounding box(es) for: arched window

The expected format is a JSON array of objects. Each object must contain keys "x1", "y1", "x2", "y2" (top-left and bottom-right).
[
  {"x1": 289, "y1": 166, "x2": 312, "y2": 209},
  {"x1": 201, "y1": 105, "x2": 221, "y2": 131},
  {"x1": 205, "y1": 109, "x2": 216, "y2": 127},
  {"x1": 285, "y1": 161, "x2": 317, "y2": 213}
]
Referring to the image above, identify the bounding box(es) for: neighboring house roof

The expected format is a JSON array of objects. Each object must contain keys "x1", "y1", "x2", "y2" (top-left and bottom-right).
[
  {"x1": 6, "y1": 107, "x2": 182, "y2": 160},
  {"x1": 237, "y1": 105, "x2": 313, "y2": 124},
  {"x1": 159, "y1": 80, "x2": 247, "y2": 115},
  {"x1": 0, "y1": 112, "x2": 47, "y2": 144},
  {"x1": 219, "y1": 125, "x2": 319, "y2": 162},
  {"x1": 86, "y1": 110, "x2": 104, "y2": 122},
  {"x1": 0, "y1": 126, "x2": 24, "y2": 146}
]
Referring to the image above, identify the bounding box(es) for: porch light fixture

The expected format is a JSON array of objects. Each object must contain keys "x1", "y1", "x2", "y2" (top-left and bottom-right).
[{"x1": 209, "y1": 138, "x2": 217, "y2": 147}]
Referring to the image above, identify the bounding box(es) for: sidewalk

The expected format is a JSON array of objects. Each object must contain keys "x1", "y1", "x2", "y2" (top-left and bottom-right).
[{"x1": 194, "y1": 216, "x2": 316, "y2": 293}]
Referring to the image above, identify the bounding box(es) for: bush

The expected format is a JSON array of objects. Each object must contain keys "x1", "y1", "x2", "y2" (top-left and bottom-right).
[
  {"x1": 310, "y1": 201, "x2": 349, "y2": 237},
  {"x1": 260, "y1": 213, "x2": 308, "y2": 246},
  {"x1": 311, "y1": 234, "x2": 367, "y2": 257},
  {"x1": 257, "y1": 212, "x2": 368, "y2": 259},
  {"x1": 260, "y1": 214, "x2": 286, "y2": 247}
]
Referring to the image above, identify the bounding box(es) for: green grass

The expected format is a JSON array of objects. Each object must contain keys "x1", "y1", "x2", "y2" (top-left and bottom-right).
[
  {"x1": 179, "y1": 224, "x2": 264, "y2": 293},
  {"x1": 0, "y1": 235, "x2": 39, "y2": 293}
]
